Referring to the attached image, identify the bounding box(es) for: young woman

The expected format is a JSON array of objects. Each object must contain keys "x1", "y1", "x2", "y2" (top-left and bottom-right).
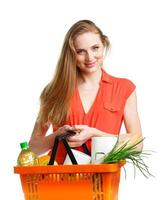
[{"x1": 29, "y1": 20, "x2": 143, "y2": 164}]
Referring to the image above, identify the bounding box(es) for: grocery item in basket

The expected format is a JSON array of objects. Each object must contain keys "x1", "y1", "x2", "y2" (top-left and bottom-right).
[
  {"x1": 17, "y1": 141, "x2": 38, "y2": 166},
  {"x1": 38, "y1": 155, "x2": 58, "y2": 166},
  {"x1": 91, "y1": 136, "x2": 117, "y2": 163},
  {"x1": 63, "y1": 149, "x2": 91, "y2": 165}
]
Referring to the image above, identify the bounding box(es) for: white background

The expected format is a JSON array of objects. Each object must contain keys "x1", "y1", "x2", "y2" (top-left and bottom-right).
[{"x1": 0, "y1": 0, "x2": 161, "y2": 199}]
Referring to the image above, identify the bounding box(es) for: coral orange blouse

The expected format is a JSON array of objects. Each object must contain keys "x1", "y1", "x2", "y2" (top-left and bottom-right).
[{"x1": 54, "y1": 69, "x2": 136, "y2": 164}]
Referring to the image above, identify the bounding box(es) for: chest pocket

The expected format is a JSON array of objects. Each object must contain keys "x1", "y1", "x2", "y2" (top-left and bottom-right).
[
  {"x1": 103, "y1": 101, "x2": 121, "y2": 112},
  {"x1": 102, "y1": 101, "x2": 123, "y2": 134}
]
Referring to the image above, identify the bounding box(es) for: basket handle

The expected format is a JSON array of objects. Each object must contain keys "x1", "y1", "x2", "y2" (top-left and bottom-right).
[
  {"x1": 82, "y1": 143, "x2": 91, "y2": 156},
  {"x1": 48, "y1": 130, "x2": 90, "y2": 165}
]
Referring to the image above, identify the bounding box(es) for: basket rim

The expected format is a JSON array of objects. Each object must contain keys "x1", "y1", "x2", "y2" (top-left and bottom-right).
[{"x1": 14, "y1": 161, "x2": 125, "y2": 174}]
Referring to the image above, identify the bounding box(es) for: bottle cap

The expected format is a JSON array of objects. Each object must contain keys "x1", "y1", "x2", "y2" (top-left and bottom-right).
[{"x1": 20, "y1": 142, "x2": 29, "y2": 150}]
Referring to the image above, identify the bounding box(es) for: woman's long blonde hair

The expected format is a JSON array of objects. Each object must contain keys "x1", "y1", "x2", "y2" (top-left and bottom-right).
[{"x1": 37, "y1": 20, "x2": 110, "y2": 126}]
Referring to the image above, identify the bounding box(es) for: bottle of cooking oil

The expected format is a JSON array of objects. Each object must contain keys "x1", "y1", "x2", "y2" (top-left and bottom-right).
[{"x1": 17, "y1": 141, "x2": 38, "y2": 166}]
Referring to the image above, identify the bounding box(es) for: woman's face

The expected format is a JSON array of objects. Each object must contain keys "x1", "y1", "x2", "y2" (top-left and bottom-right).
[{"x1": 74, "y1": 32, "x2": 105, "y2": 74}]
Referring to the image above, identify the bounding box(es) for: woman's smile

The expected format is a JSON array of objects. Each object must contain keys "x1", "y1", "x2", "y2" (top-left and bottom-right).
[{"x1": 84, "y1": 61, "x2": 96, "y2": 68}]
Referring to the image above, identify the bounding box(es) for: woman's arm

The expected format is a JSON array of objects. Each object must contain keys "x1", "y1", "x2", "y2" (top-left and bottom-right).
[
  {"x1": 121, "y1": 90, "x2": 143, "y2": 150},
  {"x1": 29, "y1": 121, "x2": 73, "y2": 155},
  {"x1": 29, "y1": 121, "x2": 55, "y2": 155}
]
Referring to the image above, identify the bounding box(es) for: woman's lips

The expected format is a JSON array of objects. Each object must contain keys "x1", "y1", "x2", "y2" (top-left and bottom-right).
[{"x1": 85, "y1": 61, "x2": 96, "y2": 68}]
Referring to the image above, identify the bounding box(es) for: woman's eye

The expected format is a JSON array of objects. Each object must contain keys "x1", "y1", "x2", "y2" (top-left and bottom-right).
[
  {"x1": 77, "y1": 50, "x2": 85, "y2": 55},
  {"x1": 93, "y1": 46, "x2": 99, "y2": 51}
]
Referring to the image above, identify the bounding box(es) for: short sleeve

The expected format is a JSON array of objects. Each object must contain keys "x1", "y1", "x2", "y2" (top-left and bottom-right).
[{"x1": 125, "y1": 79, "x2": 136, "y2": 99}]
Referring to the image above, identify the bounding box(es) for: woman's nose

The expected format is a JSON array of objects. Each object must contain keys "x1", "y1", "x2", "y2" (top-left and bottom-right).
[{"x1": 85, "y1": 51, "x2": 94, "y2": 61}]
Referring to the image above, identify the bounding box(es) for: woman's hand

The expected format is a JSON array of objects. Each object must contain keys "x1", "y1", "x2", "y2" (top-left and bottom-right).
[
  {"x1": 67, "y1": 125, "x2": 95, "y2": 147},
  {"x1": 55, "y1": 125, "x2": 73, "y2": 136},
  {"x1": 118, "y1": 133, "x2": 143, "y2": 151}
]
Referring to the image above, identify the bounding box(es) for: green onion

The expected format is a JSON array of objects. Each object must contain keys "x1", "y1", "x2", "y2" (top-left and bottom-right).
[{"x1": 102, "y1": 137, "x2": 153, "y2": 178}]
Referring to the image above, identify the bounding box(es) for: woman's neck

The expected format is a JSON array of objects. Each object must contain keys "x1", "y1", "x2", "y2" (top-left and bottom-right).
[{"x1": 78, "y1": 68, "x2": 102, "y2": 87}]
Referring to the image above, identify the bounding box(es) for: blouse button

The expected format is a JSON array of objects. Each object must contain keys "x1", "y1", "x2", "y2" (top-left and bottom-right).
[{"x1": 110, "y1": 107, "x2": 114, "y2": 111}]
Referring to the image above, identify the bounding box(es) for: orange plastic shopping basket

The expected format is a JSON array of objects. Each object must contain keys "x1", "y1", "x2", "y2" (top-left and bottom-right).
[
  {"x1": 14, "y1": 162, "x2": 125, "y2": 200},
  {"x1": 14, "y1": 131, "x2": 125, "y2": 200}
]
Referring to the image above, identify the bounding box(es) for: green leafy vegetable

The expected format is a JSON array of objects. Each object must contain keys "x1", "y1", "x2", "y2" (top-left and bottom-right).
[{"x1": 102, "y1": 137, "x2": 153, "y2": 178}]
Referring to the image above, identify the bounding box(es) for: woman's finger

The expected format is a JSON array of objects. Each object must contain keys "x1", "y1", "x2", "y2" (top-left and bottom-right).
[
  {"x1": 72, "y1": 125, "x2": 87, "y2": 130},
  {"x1": 67, "y1": 133, "x2": 80, "y2": 142},
  {"x1": 68, "y1": 141, "x2": 82, "y2": 148},
  {"x1": 64, "y1": 124, "x2": 73, "y2": 130}
]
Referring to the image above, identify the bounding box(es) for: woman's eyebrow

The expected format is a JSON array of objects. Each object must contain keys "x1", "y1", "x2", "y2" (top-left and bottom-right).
[
  {"x1": 76, "y1": 44, "x2": 99, "y2": 51},
  {"x1": 76, "y1": 48, "x2": 85, "y2": 51}
]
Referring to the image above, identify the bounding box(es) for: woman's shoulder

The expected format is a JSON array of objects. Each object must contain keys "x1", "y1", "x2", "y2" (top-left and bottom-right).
[
  {"x1": 102, "y1": 69, "x2": 135, "y2": 87},
  {"x1": 102, "y1": 69, "x2": 136, "y2": 98},
  {"x1": 112, "y1": 75, "x2": 135, "y2": 87}
]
